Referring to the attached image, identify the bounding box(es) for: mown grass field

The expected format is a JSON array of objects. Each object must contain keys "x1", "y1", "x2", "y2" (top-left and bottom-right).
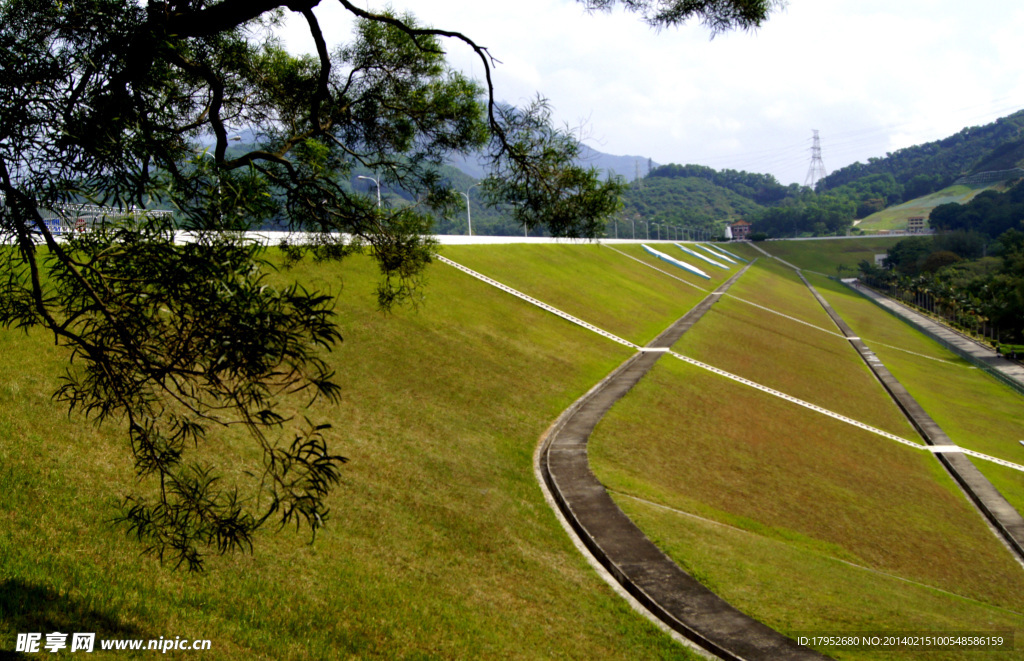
[
  {"x1": 805, "y1": 272, "x2": 1024, "y2": 518},
  {"x1": 589, "y1": 360, "x2": 1024, "y2": 658},
  {"x1": 750, "y1": 237, "x2": 903, "y2": 275},
  {"x1": 589, "y1": 260, "x2": 1024, "y2": 659},
  {"x1": 856, "y1": 183, "x2": 1005, "y2": 231},
  {"x1": 0, "y1": 247, "x2": 703, "y2": 660},
  {"x1": 3, "y1": 238, "x2": 1022, "y2": 659},
  {"x1": 616, "y1": 495, "x2": 1024, "y2": 661},
  {"x1": 589, "y1": 357, "x2": 1024, "y2": 659},
  {"x1": 671, "y1": 258, "x2": 916, "y2": 438},
  {"x1": 442, "y1": 242, "x2": 730, "y2": 346}
]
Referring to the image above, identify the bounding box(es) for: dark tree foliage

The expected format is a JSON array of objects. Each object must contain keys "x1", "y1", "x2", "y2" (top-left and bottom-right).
[
  {"x1": 882, "y1": 236, "x2": 933, "y2": 274},
  {"x1": 748, "y1": 194, "x2": 855, "y2": 238},
  {"x1": 481, "y1": 99, "x2": 627, "y2": 238},
  {"x1": 866, "y1": 229, "x2": 1024, "y2": 342},
  {"x1": 928, "y1": 180, "x2": 1024, "y2": 239},
  {"x1": 828, "y1": 173, "x2": 904, "y2": 214},
  {"x1": 584, "y1": 0, "x2": 779, "y2": 33},
  {"x1": 647, "y1": 163, "x2": 789, "y2": 205},
  {"x1": 0, "y1": 0, "x2": 776, "y2": 570},
  {"x1": 619, "y1": 175, "x2": 761, "y2": 233}
]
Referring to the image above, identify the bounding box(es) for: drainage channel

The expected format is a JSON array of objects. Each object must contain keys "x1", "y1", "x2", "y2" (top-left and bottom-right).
[
  {"x1": 538, "y1": 265, "x2": 829, "y2": 660},
  {"x1": 797, "y1": 271, "x2": 1024, "y2": 564},
  {"x1": 436, "y1": 254, "x2": 828, "y2": 659}
]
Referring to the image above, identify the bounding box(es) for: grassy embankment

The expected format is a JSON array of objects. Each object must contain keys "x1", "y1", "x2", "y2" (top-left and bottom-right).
[
  {"x1": 747, "y1": 236, "x2": 903, "y2": 275},
  {"x1": 806, "y1": 272, "x2": 1024, "y2": 518},
  {"x1": 589, "y1": 257, "x2": 1024, "y2": 660},
  {"x1": 739, "y1": 237, "x2": 1022, "y2": 535},
  {"x1": 1, "y1": 244, "x2": 722, "y2": 660},
  {"x1": 442, "y1": 242, "x2": 735, "y2": 346},
  {"x1": 857, "y1": 183, "x2": 1006, "y2": 232}
]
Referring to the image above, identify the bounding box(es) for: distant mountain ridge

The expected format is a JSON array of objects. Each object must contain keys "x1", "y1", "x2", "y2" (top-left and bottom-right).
[
  {"x1": 447, "y1": 144, "x2": 656, "y2": 181},
  {"x1": 818, "y1": 109, "x2": 1024, "y2": 197}
]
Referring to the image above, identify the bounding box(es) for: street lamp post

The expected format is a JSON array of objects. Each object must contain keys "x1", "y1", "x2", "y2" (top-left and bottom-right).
[
  {"x1": 357, "y1": 175, "x2": 381, "y2": 208},
  {"x1": 652, "y1": 222, "x2": 660, "y2": 240},
  {"x1": 461, "y1": 182, "x2": 480, "y2": 236}
]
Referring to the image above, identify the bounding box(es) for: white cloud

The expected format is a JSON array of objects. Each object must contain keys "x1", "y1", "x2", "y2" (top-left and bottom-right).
[{"x1": 277, "y1": 0, "x2": 1024, "y2": 185}]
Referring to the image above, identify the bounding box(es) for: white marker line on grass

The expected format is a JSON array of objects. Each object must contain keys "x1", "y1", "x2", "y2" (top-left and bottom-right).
[
  {"x1": 438, "y1": 254, "x2": 1024, "y2": 473},
  {"x1": 610, "y1": 246, "x2": 968, "y2": 368},
  {"x1": 436, "y1": 255, "x2": 638, "y2": 350},
  {"x1": 601, "y1": 244, "x2": 711, "y2": 294},
  {"x1": 667, "y1": 351, "x2": 925, "y2": 450}
]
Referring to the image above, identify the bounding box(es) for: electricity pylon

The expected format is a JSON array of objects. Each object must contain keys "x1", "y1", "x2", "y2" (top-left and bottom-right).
[{"x1": 804, "y1": 129, "x2": 827, "y2": 189}]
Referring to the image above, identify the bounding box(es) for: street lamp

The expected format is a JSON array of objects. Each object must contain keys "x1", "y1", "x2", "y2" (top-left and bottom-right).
[
  {"x1": 461, "y1": 182, "x2": 480, "y2": 236},
  {"x1": 357, "y1": 175, "x2": 381, "y2": 208},
  {"x1": 198, "y1": 134, "x2": 241, "y2": 222},
  {"x1": 652, "y1": 222, "x2": 660, "y2": 241}
]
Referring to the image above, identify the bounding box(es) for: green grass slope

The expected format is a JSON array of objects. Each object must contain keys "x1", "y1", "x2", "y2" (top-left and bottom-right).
[
  {"x1": 0, "y1": 249, "x2": 703, "y2": 660},
  {"x1": 443, "y1": 243, "x2": 732, "y2": 345},
  {"x1": 857, "y1": 183, "x2": 1008, "y2": 231},
  {"x1": 752, "y1": 236, "x2": 904, "y2": 274},
  {"x1": 590, "y1": 262, "x2": 1024, "y2": 658},
  {"x1": 806, "y1": 272, "x2": 1024, "y2": 517},
  {"x1": 590, "y1": 358, "x2": 1024, "y2": 658},
  {"x1": 3, "y1": 241, "x2": 1022, "y2": 660},
  {"x1": 673, "y1": 258, "x2": 915, "y2": 437}
]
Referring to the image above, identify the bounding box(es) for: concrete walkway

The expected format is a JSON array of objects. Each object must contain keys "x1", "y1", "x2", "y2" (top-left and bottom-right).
[
  {"x1": 539, "y1": 264, "x2": 829, "y2": 661},
  {"x1": 800, "y1": 273, "x2": 1024, "y2": 563},
  {"x1": 846, "y1": 279, "x2": 1024, "y2": 393}
]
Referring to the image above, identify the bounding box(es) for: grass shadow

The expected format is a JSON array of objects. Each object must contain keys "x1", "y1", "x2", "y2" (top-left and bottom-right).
[{"x1": 1, "y1": 578, "x2": 147, "y2": 657}]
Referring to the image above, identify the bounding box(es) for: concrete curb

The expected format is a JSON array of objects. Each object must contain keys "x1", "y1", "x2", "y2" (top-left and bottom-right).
[{"x1": 538, "y1": 261, "x2": 829, "y2": 661}]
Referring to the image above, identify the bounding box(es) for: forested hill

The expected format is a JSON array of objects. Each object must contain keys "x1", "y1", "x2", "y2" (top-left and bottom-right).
[
  {"x1": 619, "y1": 168, "x2": 769, "y2": 232},
  {"x1": 818, "y1": 109, "x2": 1024, "y2": 197}
]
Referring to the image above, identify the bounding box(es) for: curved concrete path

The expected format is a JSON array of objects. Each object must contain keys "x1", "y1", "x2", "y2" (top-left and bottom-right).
[
  {"x1": 799, "y1": 273, "x2": 1024, "y2": 563},
  {"x1": 539, "y1": 263, "x2": 829, "y2": 661}
]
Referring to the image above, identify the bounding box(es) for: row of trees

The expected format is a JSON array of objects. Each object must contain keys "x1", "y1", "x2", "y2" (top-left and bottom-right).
[
  {"x1": 860, "y1": 229, "x2": 1024, "y2": 343},
  {"x1": 859, "y1": 179, "x2": 1024, "y2": 343},
  {"x1": 930, "y1": 179, "x2": 1024, "y2": 239}
]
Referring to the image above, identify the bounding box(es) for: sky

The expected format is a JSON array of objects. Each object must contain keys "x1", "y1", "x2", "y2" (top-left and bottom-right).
[{"x1": 276, "y1": 0, "x2": 1024, "y2": 186}]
